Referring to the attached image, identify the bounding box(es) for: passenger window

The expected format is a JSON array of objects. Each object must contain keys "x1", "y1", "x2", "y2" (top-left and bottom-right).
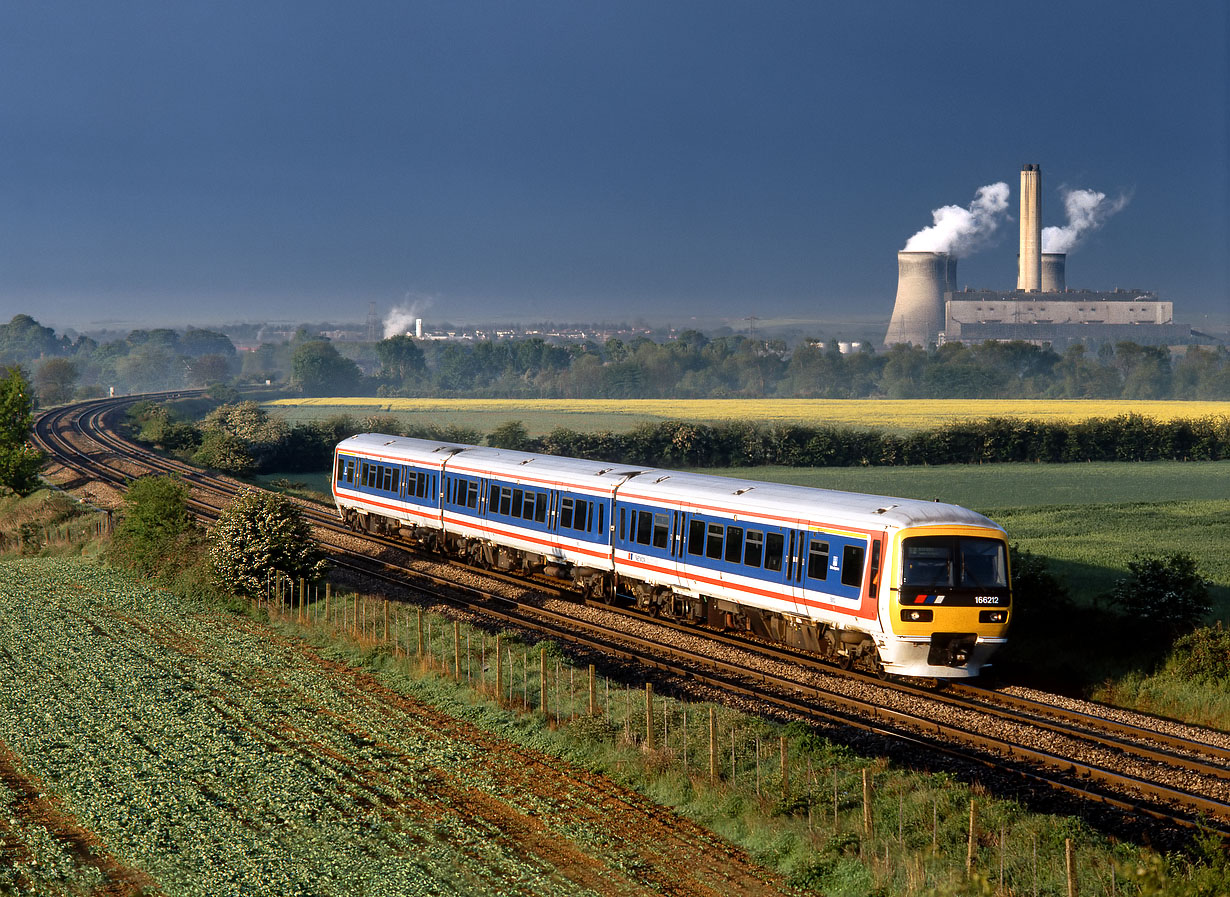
[
  {"x1": 688, "y1": 520, "x2": 705, "y2": 555},
  {"x1": 706, "y1": 523, "x2": 724, "y2": 559},
  {"x1": 841, "y1": 545, "x2": 865, "y2": 588},
  {"x1": 744, "y1": 530, "x2": 763, "y2": 567},
  {"x1": 390, "y1": 468, "x2": 399, "y2": 493},
  {"x1": 560, "y1": 497, "x2": 575, "y2": 529},
  {"x1": 500, "y1": 487, "x2": 513, "y2": 516},
  {"x1": 511, "y1": 488, "x2": 523, "y2": 517},
  {"x1": 764, "y1": 533, "x2": 784, "y2": 572},
  {"x1": 574, "y1": 501, "x2": 590, "y2": 531},
  {"x1": 636, "y1": 511, "x2": 653, "y2": 546},
  {"x1": 466, "y1": 481, "x2": 479, "y2": 509},
  {"x1": 619, "y1": 507, "x2": 626, "y2": 541},
  {"x1": 336, "y1": 456, "x2": 345, "y2": 484},
  {"x1": 807, "y1": 541, "x2": 830, "y2": 580},
  {"x1": 652, "y1": 514, "x2": 669, "y2": 549},
  {"x1": 724, "y1": 526, "x2": 743, "y2": 564},
  {"x1": 534, "y1": 494, "x2": 547, "y2": 523},
  {"x1": 599, "y1": 504, "x2": 606, "y2": 534}
]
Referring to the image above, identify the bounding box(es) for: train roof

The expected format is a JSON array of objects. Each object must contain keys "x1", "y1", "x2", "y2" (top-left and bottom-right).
[
  {"x1": 338, "y1": 433, "x2": 1002, "y2": 533},
  {"x1": 615, "y1": 469, "x2": 1000, "y2": 533}
]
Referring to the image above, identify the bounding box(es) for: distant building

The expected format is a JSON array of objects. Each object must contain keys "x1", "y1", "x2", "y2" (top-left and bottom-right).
[{"x1": 942, "y1": 288, "x2": 1189, "y2": 348}]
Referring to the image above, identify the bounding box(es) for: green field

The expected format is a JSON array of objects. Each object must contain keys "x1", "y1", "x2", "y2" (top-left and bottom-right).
[{"x1": 0, "y1": 559, "x2": 1192, "y2": 895}]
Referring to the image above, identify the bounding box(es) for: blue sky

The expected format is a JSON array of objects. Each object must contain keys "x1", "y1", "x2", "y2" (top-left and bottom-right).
[{"x1": 1, "y1": 1, "x2": 1227, "y2": 331}]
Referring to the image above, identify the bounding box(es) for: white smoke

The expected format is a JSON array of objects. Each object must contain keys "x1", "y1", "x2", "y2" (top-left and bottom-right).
[
  {"x1": 1041, "y1": 187, "x2": 1131, "y2": 254},
  {"x1": 383, "y1": 293, "x2": 434, "y2": 339},
  {"x1": 903, "y1": 182, "x2": 1011, "y2": 256}
]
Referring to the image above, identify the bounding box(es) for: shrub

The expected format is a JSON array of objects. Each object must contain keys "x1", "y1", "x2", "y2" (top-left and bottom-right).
[
  {"x1": 1166, "y1": 623, "x2": 1230, "y2": 684},
  {"x1": 108, "y1": 475, "x2": 200, "y2": 578},
  {"x1": 208, "y1": 488, "x2": 329, "y2": 597},
  {"x1": 1108, "y1": 552, "x2": 1212, "y2": 634}
]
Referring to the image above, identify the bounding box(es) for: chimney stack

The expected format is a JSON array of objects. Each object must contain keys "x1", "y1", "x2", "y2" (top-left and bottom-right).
[{"x1": 1017, "y1": 164, "x2": 1042, "y2": 291}]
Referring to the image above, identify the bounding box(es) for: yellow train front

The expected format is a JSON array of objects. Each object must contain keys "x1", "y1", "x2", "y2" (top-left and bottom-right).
[{"x1": 877, "y1": 524, "x2": 1012, "y2": 678}]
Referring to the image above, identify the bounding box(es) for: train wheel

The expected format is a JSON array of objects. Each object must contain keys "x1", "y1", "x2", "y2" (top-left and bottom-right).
[{"x1": 837, "y1": 654, "x2": 853, "y2": 671}]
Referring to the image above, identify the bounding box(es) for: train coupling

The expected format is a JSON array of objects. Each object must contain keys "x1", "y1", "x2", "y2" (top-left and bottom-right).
[{"x1": 927, "y1": 632, "x2": 978, "y2": 668}]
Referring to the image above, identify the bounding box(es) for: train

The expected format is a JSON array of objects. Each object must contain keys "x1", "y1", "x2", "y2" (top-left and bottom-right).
[{"x1": 332, "y1": 433, "x2": 1012, "y2": 679}]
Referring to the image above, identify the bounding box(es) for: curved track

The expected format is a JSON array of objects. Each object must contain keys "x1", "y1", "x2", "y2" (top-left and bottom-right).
[{"x1": 34, "y1": 394, "x2": 1230, "y2": 843}]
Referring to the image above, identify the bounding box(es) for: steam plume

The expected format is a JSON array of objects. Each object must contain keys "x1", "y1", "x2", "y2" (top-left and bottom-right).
[
  {"x1": 903, "y1": 182, "x2": 1010, "y2": 256},
  {"x1": 1041, "y1": 187, "x2": 1131, "y2": 253},
  {"x1": 383, "y1": 294, "x2": 434, "y2": 339}
]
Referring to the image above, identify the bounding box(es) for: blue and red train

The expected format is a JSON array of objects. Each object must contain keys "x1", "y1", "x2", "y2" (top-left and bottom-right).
[{"x1": 333, "y1": 433, "x2": 1012, "y2": 678}]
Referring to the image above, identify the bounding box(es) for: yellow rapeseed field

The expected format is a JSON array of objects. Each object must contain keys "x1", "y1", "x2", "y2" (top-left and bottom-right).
[{"x1": 268, "y1": 397, "x2": 1229, "y2": 431}]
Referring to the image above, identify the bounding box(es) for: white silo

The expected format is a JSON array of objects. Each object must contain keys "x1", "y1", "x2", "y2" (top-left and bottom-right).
[{"x1": 883, "y1": 251, "x2": 954, "y2": 347}]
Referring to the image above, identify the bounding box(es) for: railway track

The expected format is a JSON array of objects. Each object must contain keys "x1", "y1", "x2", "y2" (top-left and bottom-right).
[{"x1": 33, "y1": 394, "x2": 1230, "y2": 843}]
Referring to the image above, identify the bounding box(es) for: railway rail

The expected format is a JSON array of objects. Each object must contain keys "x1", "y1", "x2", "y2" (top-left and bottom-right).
[{"x1": 33, "y1": 394, "x2": 1230, "y2": 843}]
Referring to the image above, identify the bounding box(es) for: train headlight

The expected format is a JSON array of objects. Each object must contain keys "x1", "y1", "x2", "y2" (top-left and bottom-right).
[
  {"x1": 979, "y1": 610, "x2": 1008, "y2": 624},
  {"x1": 901, "y1": 608, "x2": 933, "y2": 623}
]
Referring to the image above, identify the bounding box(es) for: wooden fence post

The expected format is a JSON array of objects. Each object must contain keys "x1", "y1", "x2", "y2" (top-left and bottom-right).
[
  {"x1": 709, "y1": 708, "x2": 717, "y2": 782},
  {"x1": 494, "y1": 635, "x2": 503, "y2": 702},
  {"x1": 863, "y1": 768, "x2": 873, "y2": 837},
  {"x1": 781, "y1": 736, "x2": 788, "y2": 800},
  {"x1": 1066, "y1": 838, "x2": 1076, "y2": 897},
  {"x1": 383, "y1": 600, "x2": 389, "y2": 643},
  {"x1": 540, "y1": 646, "x2": 548, "y2": 717},
  {"x1": 644, "y1": 683, "x2": 654, "y2": 749},
  {"x1": 454, "y1": 622, "x2": 461, "y2": 678},
  {"x1": 967, "y1": 799, "x2": 977, "y2": 877},
  {"x1": 417, "y1": 608, "x2": 424, "y2": 657},
  {"x1": 588, "y1": 664, "x2": 596, "y2": 716}
]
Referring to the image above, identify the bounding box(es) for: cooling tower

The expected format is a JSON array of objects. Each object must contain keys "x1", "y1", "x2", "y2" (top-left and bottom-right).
[
  {"x1": 1017, "y1": 164, "x2": 1042, "y2": 291},
  {"x1": 1041, "y1": 252, "x2": 1066, "y2": 292},
  {"x1": 883, "y1": 251, "x2": 954, "y2": 346}
]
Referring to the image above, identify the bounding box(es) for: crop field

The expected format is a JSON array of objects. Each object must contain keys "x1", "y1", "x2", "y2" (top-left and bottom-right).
[
  {"x1": 0, "y1": 560, "x2": 796, "y2": 896},
  {"x1": 266, "y1": 397, "x2": 1230, "y2": 435}
]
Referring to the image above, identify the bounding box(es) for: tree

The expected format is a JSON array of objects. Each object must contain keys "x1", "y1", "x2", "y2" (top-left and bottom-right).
[
  {"x1": 0, "y1": 366, "x2": 43, "y2": 496},
  {"x1": 374, "y1": 335, "x2": 426, "y2": 385},
  {"x1": 208, "y1": 488, "x2": 329, "y2": 597},
  {"x1": 109, "y1": 475, "x2": 199, "y2": 576},
  {"x1": 33, "y1": 357, "x2": 79, "y2": 405},
  {"x1": 291, "y1": 340, "x2": 363, "y2": 396},
  {"x1": 1109, "y1": 552, "x2": 1212, "y2": 634},
  {"x1": 487, "y1": 420, "x2": 532, "y2": 451}
]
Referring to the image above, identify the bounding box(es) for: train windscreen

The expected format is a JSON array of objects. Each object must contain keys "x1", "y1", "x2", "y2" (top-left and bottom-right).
[{"x1": 900, "y1": 536, "x2": 1007, "y2": 589}]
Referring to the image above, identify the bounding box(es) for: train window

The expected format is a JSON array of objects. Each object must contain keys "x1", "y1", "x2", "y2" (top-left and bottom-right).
[
  {"x1": 764, "y1": 533, "x2": 784, "y2": 572},
  {"x1": 560, "y1": 497, "x2": 575, "y2": 529},
  {"x1": 960, "y1": 539, "x2": 1006, "y2": 587},
  {"x1": 744, "y1": 530, "x2": 763, "y2": 567},
  {"x1": 464, "y1": 480, "x2": 479, "y2": 509},
  {"x1": 336, "y1": 456, "x2": 345, "y2": 484},
  {"x1": 841, "y1": 545, "x2": 865, "y2": 587},
  {"x1": 787, "y1": 532, "x2": 797, "y2": 579},
  {"x1": 902, "y1": 541, "x2": 953, "y2": 587},
  {"x1": 599, "y1": 504, "x2": 606, "y2": 535},
  {"x1": 574, "y1": 501, "x2": 591, "y2": 532},
  {"x1": 510, "y1": 488, "x2": 522, "y2": 517},
  {"x1": 688, "y1": 519, "x2": 705, "y2": 555},
  {"x1": 724, "y1": 526, "x2": 743, "y2": 563},
  {"x1": 364, "y1": 463, "x2": 377, "y2": 489},
  {"x1": 706, "y1": 523, "x2": 724, "y2": 559},
  {"x1": 807, "y1": 541, "x2": 830, "y2": 580},
  {"x1": 390, "y1": 467, "x2": 400, "y2": 493},
  {"x1": 534, "y1": 493, "x2": 547, "y2": 523},
  {"x1": 653, "y1": 514, "x2": 669, "y2": 549},
  {"x1": 619, "y1": 507, "x2": 626, "y2": 540},
  {"x1": 635, "y1": 510, "x2": 654, "y2": 545}
]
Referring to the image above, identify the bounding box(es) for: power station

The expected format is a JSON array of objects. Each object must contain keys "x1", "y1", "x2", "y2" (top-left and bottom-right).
[{"x1": 884, "y1": 164, "x2": 1187, "y2": 348}]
